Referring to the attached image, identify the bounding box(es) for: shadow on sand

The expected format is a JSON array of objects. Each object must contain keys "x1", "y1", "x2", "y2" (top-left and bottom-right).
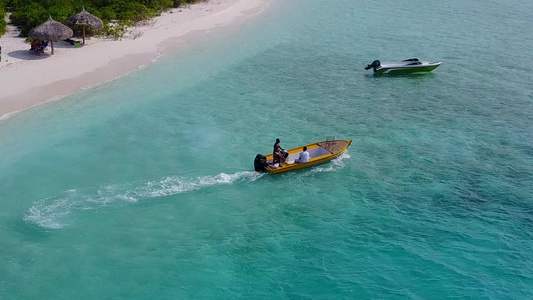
[
  {"x1": 7, "y1": 50, "x2": 51, "y2": 60},
  {"x1": 52, "y1": 40, "x2": 84, "y2": 49}
]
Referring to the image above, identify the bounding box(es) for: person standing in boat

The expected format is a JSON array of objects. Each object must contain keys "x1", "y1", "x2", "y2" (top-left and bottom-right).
[
  {"x1": 294, "y1": 146, "x2": 310, "y2": 163},
  {"x1": 273, "y1": 138, "x2": 285, "y2": 166}
]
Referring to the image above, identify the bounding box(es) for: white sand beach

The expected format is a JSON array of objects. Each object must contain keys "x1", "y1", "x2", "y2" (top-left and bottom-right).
[{"x1": 0, "y1": 0, "x2": 271, "y2": 119}]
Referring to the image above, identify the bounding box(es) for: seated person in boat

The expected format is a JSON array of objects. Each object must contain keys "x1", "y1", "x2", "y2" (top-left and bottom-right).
[
  {"x1": 294, "y1": 146, "x2": 310, "y2": 163},
  {"x1": 273, "y1": 138, "x2": 286, "y2": 166}
]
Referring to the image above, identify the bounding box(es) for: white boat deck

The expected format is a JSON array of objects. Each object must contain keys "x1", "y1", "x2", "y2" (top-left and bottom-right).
[
  {"x1": 379, "y1": 60, "x2": 440, "y2": 69},
  {"x1": 286, "y1": 147, "x2": 330, "y2": 163}
]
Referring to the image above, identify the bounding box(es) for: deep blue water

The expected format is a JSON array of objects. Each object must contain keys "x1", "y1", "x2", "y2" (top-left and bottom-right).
[{"x1": 1, "y1": 0, "x2": 532, "y2": 298}]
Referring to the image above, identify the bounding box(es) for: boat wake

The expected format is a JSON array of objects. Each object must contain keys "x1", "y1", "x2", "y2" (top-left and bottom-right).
[
  {"x1": 24, "y1": 153, "x2": 350, "y2": 229},
  {"x1": 24, "y1": 171, "x2": 264, "y2": 229},
  {"x1": 305, "y1": 152, "x2": 350, "y2": 175}
]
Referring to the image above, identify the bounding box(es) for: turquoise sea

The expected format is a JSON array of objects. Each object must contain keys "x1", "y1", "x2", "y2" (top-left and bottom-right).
[{"x1": 1, "y1": 0, "x2": 532, "y2": 298}]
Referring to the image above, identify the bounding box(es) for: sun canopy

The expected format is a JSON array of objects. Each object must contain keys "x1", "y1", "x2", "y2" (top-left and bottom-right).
[
  {"x1": 29, "y1": 16, "x2": 73, "y2": 55},
  {"x1": 66, "y1": 8, "x2": 104, "y2": 44}
]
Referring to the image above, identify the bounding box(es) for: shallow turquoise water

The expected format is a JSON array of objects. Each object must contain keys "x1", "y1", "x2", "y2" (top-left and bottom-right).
[{"x1": 1, "y1": 0, "x2": 532, "y2": 299}]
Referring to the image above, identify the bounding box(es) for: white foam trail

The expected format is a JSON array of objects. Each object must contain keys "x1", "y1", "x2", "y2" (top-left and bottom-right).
[
  {"x1": 24, "y1": 171, "x2": 264, "y2": 229},
  {"x1": 132, "y1": 171, "x2": 263, "y2": 198},
  {"x1": 24, "y1": 189, "x2": 78, "y2": 229},
  {"x1": 305, "y1": 152, "x2": 351, "y2": 175},
  {"x1": 24, "y1": 152, "x2": 351, "y2": 230}
]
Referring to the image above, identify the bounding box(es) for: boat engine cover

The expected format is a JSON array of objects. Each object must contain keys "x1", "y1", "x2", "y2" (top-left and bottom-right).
[
  {"x1": 281, "y1": 150, "x2": 289, "y2": 160},
  {"x1": 254, "y1": 154, "x2": 267, "y2": 172},
  {"x1": 365, "y1": 60, "x2": 381, "y2": 71}
]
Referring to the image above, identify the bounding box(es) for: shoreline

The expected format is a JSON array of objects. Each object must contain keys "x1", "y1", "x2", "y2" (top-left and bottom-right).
[{"x1": 0, "y1": 0, "x2": 271, "y2": 120}]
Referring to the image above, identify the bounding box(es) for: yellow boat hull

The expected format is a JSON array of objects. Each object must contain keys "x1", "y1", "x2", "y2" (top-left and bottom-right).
[{"x1": 260, "y1": 139, "x2": 352, "y2": 174}]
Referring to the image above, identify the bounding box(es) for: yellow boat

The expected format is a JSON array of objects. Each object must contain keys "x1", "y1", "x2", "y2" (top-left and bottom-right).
[{"x1": 254, "y1": 139, "x2": 352, "y2": 174}]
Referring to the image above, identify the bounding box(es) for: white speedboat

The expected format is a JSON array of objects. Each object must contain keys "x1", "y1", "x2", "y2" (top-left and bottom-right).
[{"x1": 365, "y1": 58, "x2": 441, "y2": 75}]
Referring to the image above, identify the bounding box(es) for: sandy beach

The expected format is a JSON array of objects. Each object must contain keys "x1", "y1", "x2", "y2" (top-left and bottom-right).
[{"x1": 0, "y1": 0, "x2": 271, "y2": 119}]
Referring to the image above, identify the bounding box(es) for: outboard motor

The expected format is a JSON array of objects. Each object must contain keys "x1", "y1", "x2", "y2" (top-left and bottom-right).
[
  {"x1": 281, "y1": 150, "x2": 289, "y2": 160},
  {"x1": 254, "y1": 154, "x2": 268, "y2": 172},
  {"x1": 364, "y1": 60, "x2": 381, "y2": 72}
]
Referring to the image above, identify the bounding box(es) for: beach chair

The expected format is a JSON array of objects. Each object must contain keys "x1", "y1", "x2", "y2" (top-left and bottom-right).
[{"x1": 64, "y1": 38, "x2": 82, "y2": 47}]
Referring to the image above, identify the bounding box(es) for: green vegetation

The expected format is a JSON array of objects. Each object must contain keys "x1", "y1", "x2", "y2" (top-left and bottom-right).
[
  {"x1": 0, "y1": 9, "x2": 7, "y2": 37},
  {"x1": 0, "y1": 0, "x2": 206, "y2": 38},
  {"x1": 0, "y1": 0, "x2": 7, "y2": 37}
]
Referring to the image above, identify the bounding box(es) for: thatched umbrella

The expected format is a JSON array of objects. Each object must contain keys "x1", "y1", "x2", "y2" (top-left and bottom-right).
[
  {"x1": 66, "y1": 8, "x2": 104, "y2": 45},
  {"x1": 29, "y1": 16, "x2": 73, "y2": 55}
]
